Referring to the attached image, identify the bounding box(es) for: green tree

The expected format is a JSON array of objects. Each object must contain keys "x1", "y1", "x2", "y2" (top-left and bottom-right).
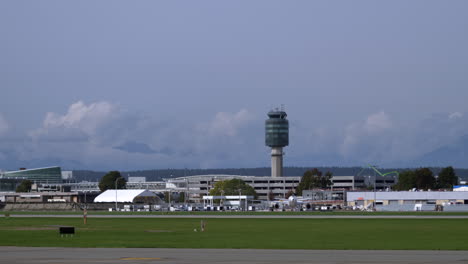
[
  {"x1": 296, "y1": 169, "x2": 333, "y2": 195},
  {"x1": 285, "y1": 190, "x2": 295, "y2": 199},
  {"x1": 98, "y1": 171, "x2": 126, "y2": 192},
  {"x1": 15, "y1": 180, "x2": 32, "y2": 192},
  {"x1": 296, "y1": 170, "x2": 314, "y2": 196},
  {"x1": 267, "y1": 191, "x2": 275, "y2": 201},
  {"x1": 309, "y1": 168, "x2": 323, "y2": 188},
  {"x1": 437, "y1": 166, "x2": 458, "y2": 189},
  {"x1": 393, "y1": 170, "x2": 416, "y2": 191},
  {"x1": 321, "y1": 171, "x2": 334, "y2": 189},
  {"x1": 164, "y1": 191, "x2": 171, "y2": 203},
  {"x1": 178, "y1": 192, "x2": 185, "y2": 203},
  {"x1": 414, "y1": 168, "x2": 436, "y2": 190},
  {"x1": 209, "y1": 179, "x2": 257, "y2": 198}
]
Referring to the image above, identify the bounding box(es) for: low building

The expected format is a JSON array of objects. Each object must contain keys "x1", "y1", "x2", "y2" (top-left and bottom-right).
[
  {"x1": 0, "y1": 178, "x2": 23, "y2": 192},
  {"x1": 69, "y1": 179, "x2": 166, "y2": 193},
  {"x1": 2, "y1": 192, "x2": 79, "y2": 203},
  {"x1": 302, "y1": 189, "x2": 346, "y2": 205},
  {"x1": 347, "y1": 191, "x2": 468, "y2": 207},
  {"x1": 331, "y1": 175, "x2": 397, "y2": 190},
  {"x1": 69, "y1": 181, "x2": 101, "y2": 192},
  {"x1": 128, "y1": 177, "x2": 146, "y2": 183},
  {"x1": 61, "y1": 171, "x2": 73, "y2": 181},
  {"x1": 202, "y1": 195, "x2": 254, "y2": 209}
]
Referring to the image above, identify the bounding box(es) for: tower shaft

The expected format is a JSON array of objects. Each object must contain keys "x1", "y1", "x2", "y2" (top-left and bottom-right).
[{"x1": 271, "y1": 147, "x2": 283, "y2": 177}]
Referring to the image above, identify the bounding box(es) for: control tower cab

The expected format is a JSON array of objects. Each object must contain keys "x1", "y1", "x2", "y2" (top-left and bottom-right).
[{"x1": 265, "y1": 109, "x2": 289, "y2": 177}]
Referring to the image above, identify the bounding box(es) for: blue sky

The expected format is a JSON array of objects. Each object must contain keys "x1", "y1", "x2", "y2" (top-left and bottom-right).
[{"x1": 1, "y1": 1, "x2": 468, "y2": 170}]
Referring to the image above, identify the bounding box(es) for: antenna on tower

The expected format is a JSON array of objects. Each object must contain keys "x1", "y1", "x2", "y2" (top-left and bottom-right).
[{"x1": 280, "y1": 104, "x2": 285, "y2": 112}]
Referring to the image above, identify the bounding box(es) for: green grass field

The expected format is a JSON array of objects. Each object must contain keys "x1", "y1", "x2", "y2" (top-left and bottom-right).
[{"x1": 1, "y1": 217, "x2": 467, "y2": 250}]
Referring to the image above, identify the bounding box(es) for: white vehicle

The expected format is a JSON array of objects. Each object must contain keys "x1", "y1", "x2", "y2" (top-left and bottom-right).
[{"x1": 169, "y1": 206, "x2": 180, "y2": 212}]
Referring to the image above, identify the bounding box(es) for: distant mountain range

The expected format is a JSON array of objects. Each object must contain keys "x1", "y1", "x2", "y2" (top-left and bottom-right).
[
  {"x1": 65, "y1": 135, "x2": 468, "y2": 175},
  {"x1": 413, "y1": 135, "x2": 468, "y2": 168},
  {"x1": 4, "y1": 134, "x2": 468, "y2": 181},
  {"x1": 114, "y1": 141, "x2": 157, "y2": 154}
]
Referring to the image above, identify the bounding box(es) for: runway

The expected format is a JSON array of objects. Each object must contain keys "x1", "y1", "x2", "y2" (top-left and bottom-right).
[
  {"x1": 7, "y1": 214, "x2": 468, "y2": 219},
  {"x1": 1, "y1": 247, "x2": 467, "y2": 264}
]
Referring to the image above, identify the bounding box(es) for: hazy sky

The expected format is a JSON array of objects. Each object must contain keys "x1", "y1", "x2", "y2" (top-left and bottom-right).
[{"x1": 1, "y1": 1, "x2": 468, "y2": 170}]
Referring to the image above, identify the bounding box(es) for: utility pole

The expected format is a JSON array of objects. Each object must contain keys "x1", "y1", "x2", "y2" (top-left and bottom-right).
[
  {"x1": 367, "y1": 175, "x2": 376, "y2": 210},
  {"x1": 238, "y1": 188, "x2": 241, "y2": 211},
  {"x1": 373, "y1": 175, "x2": 376, "y2": 211},
  {"x1": 185, "y1": 178, "x2": 188, "y2": 205},
  {"x1": 114, "y1": 178, "x2": 118, "y2": 212}
]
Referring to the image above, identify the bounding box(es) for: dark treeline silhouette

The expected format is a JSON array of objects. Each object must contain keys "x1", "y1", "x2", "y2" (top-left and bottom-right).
[{"x1": 72, "y1": 167, "x2": 468, "y2": 182}]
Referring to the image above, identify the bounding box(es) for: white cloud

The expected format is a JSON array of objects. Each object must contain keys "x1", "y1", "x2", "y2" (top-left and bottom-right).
[
  {"x1": 340, "y1": 111, "x2": 394, "y2": 160},
  {"x1": 18, "y1": 102, "x2": 263, "y2": 170},
  {"x1": 189, "y1": 109, "x2": 262, "y2": 168},
  {"x1": 30, "y1": 101, "x2": 131, "y2": 145},
  {"x1": 207, "y1": 109, "x2": 254, "y2": 137},
  {"x1": 449, "y1": 112, "x2": 463, "y2": 120},
  {"x1": 363, "y1": 111, "x2": 392, "y2": 133},
  {"x1": 337, "y1": 110, "x2": 468, "y2": 166},
  {"x1": 42, "y1": 101, "x2": 117, "y2": 134}
]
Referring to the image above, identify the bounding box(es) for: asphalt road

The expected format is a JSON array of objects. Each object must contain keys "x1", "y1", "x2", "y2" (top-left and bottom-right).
[
  {"x1": 1, "y1": 247, "x2": 467, "y2": 264},
  {"x1": 6, "y1": 214, "x2": 468, "y2": 219}
]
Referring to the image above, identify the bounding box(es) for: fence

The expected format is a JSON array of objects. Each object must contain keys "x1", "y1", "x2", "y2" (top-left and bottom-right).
[{"x1": 376, "y1": 204, "x2": 435, "y2": 212}]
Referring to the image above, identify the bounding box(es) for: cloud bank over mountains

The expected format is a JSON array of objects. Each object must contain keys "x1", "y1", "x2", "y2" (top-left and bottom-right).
[{"x1": 0, "y1": 101, "x2": 467, "y2": 170}]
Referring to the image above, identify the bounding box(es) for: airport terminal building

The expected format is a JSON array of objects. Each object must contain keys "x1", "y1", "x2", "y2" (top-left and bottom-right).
[
  {"x1": 166, "y1": 175, "x2": 301, "y2": 202},
  {"x1": 164, "y1": 174, "x2": 397, "y2": 202},
  {"x1": 1, "y1": 167, "x2": 63, "y2": 184},
  {"x1": 0, "y1": 167, "x2": 73, "y2": 192}
]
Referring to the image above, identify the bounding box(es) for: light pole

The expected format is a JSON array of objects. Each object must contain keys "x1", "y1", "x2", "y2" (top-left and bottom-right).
[
  {"x1": 373, "y1": 169, "x2": 377, "y2": 210},
  {"x1": 238, "y1": 188, "x2": 242, "y2": 211},
  {"x1": 84, "y1": 191, "x2": 87, "y2": 209},
  {"x1": 373, "y1": 176, "x2": 376, "y2": 210},
  {"x1": 115, "y1": 178, "x2": 119, "y2": 212},
  {"x1": 221, "y1": 190, "x2": 225, "y2": 208},
  {"x1": 185, "y1": 178, "x2": 188, "y2": 205},
  {"x1": 367, "y1": 175, "x2": 376, "y2": 210}
]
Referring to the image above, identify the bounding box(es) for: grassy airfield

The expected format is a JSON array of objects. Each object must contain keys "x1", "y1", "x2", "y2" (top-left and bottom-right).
[{"x1": 0, "y1": 217, "x2": 467, "y2": 250}]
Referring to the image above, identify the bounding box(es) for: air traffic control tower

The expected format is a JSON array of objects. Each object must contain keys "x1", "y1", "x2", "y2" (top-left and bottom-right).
[{"x1": 265, "y1": 108, "x2": 289, "y2": 177}]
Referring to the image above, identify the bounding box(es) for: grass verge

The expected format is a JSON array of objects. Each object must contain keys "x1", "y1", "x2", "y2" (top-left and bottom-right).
[
  {"x1": 0, "y1": 217, "x2": 467, "y2": 250},
  {"x1": 2, "y1": 210, "x2": 468, "y2": 216}
]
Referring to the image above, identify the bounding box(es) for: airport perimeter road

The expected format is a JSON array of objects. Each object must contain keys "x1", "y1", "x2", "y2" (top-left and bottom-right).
[
  {"x1": 1, "y1": 247, "x2": 468, "y2": 264},
  {"x1": 7, "y1": 214, "x2": 468, "y2": 219}
]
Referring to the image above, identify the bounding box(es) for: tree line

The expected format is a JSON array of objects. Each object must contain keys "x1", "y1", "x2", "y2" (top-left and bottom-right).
[
  {"x1": 294, "y1": 166, "x2": 459, "y2": 194},
  {"x1": 73, "y1": 166, "x2": 468, "y2": 182},
  {"x1": 393, "y1": 166, "x2": 458, "y2": 191},
  {"x1": 96, "y1": 166, "x2": 460, "y2": 194}
]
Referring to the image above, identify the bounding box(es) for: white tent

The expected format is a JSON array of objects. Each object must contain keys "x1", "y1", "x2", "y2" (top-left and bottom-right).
[
  {"x1": 94, "y1": 189, "x2": 158, "y2": 203},
  {"x1": 454, "y1": 185, "x2": 468, "y2": 192}
]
